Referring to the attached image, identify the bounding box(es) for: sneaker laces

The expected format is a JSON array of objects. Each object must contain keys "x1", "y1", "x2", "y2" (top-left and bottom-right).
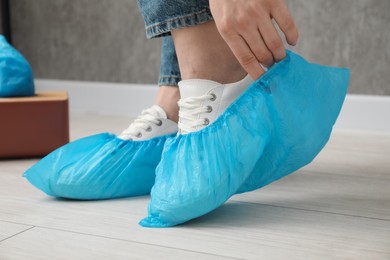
[
  {"x1": 178, "y1": 94, "x2": 214, "y2": 134},
  {"x1": 119, "y1": 106, "x2": 163, "y2": 139}
]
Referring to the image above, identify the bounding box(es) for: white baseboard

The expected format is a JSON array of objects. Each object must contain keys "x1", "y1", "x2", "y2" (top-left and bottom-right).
[
  {"x1": 35, "y1": 79, "x2": 390, "y2": 133},
  {"x1": 333, "y1": 94, "x2": 390, "y2": 133},
  {"x1": 35, "y1": 79, "x2": 158, "y2": 117}
]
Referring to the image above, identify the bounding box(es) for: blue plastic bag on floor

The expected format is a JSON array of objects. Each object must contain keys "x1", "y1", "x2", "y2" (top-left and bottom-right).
[
  {"x1": 140, "y1": 50, "x2": 350, "y2": 227},
  {"x1": 23, "y1": 133, "x2": 174, "y2": 200},
  {"x1": 0, "y1": 35, "x2": 34, "y2": 97}
]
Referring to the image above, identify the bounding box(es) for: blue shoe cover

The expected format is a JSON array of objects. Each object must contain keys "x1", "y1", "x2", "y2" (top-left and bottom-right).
[
  {"x1": 0, "y1": 35, "x2": 35, "y2": 97},
  {"x1": 23, "y1": 133, "x2": 174, "y2": 200},
  {"x1": 139, "y1": 50, "x2": 349, "y2": 227}
]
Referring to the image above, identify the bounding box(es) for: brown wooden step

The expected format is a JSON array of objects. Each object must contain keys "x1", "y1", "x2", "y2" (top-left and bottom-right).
[{"x1": 0, "y1": 91, "x2": 69, "y2": 158}]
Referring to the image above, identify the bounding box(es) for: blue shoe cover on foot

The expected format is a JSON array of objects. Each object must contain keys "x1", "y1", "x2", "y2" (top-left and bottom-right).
[
  {"x1": 140, "y1": 50, "x2": 349, "y2": 227},
  {"x1": 237, "y1": 52, "x2": 350, "y2": 193},
  {"x1": 0, "y1": 35, "x2": 35, "y2": 97},
  {"x1": 23, "y1": 133, "x2": 174, "y2": 200}
]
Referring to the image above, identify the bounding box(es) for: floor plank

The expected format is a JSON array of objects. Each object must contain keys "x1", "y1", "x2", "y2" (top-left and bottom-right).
[
  {"x1": 0, "y1": 173, "x2": 389, "y2": 259},
  {"x1": 0, "y1": 227, "x2": 231, "y2": 260},
  {"x1": 69, "y1": 114, "x2": 130, "y2": 140},
  {"x1": 305, "y1": 149, "x2": 390, "y2": 179},
  {"x1": 0, "y1": 221, "x2": 33, "y2": 242},
  {"x1": 322, "y1": 130, "x2": 390, "y2": 154},
  {"x1": 232, "y1": 168, "x2": 390, "y2": 220}
]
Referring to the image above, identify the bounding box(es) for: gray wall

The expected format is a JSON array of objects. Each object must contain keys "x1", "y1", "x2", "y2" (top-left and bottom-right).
[
  {"x1": 7, "y1": 0, "x2": 390, "y2": 95},
  {"x1": 10, "y1": 0, "x2": 161, "y2": 84}
]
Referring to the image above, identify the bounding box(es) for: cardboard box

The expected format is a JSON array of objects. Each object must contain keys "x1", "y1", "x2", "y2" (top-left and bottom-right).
[{"x1": 0, "y1": 92, "x2": 69, "y2": 158}]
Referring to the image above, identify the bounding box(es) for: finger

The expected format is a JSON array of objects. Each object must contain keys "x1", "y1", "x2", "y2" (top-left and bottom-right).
[
  {"x1": 271, "y1": 4, "x2": 299, "y2": 45},
  {"x1": 224, "y1": 34, "x2": 265, "y2": 79},
  {"x1": 258, "y1": 17, "x2": 286, "y2": 62},
  {"x1": 241, "y1": 28, "x2": 274, "y2": 68}
]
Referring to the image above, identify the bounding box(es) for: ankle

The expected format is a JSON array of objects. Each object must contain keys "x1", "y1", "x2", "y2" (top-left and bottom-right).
[
  {"x1": 155, "y1": 85, "x2": 180, "y2": 122},
  {"x1": 181, "y1": 62, "x2": 247, "y2": 84},
  {"x1": 172, "y1": 21, "x2": 247, "y2": 84}
]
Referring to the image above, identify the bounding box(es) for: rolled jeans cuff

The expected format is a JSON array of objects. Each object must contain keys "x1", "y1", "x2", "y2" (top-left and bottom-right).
[{"x1": 138, "y1": 0, "x2": 213, "y2": 39}]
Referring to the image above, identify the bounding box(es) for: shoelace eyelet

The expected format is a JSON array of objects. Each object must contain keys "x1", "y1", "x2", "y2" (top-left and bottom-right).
[
  {"x1": 207, "y1": 106, "x2": 213, "y2": 113},
  {"x1": 210, "y1": 93, "x2": 216, "y2": 101},
  {"x1": 204, "y1": 118, "x2": 210, "y2": 126},
  {"x1": 156, "y1": 120, "x2": 163, "y2": 126},
  {"x1": 146, "y1": 126, "x2": 152, "y2": 132}
]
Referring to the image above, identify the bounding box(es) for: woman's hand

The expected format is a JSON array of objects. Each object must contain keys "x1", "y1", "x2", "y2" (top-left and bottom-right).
[{"x1": 210, "y1": 0, "x2": 298, "y2": 79}]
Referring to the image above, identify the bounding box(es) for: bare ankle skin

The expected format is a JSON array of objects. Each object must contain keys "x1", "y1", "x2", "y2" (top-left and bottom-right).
[
  {"x1": 155, "y1": 85, "x2": 180, "y2": 122},
  {"x1": 171, "y1": 21, "x2": 247, "y2": 84}
]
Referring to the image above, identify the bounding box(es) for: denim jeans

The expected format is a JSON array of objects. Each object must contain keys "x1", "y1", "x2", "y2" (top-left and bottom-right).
[{"x1": 138, "y1": 0, "x2": 213, "y2": 87}]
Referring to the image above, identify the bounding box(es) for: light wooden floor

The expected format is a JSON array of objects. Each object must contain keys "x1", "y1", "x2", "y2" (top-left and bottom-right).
[{"x1": 0, "y1": 114, "x2": 389, "y2": 260}]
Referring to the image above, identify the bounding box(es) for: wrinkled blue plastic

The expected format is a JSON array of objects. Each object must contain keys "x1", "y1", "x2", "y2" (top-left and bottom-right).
[
  {"x1": 23, "y1": 133, "x2": 174, "y2": 200},
  {"x1": 140, "y1": 50, "x2": 350, "y2": 227},
  {"x1": 0, "y1": 35, "x2": 34, "y2": 97}
]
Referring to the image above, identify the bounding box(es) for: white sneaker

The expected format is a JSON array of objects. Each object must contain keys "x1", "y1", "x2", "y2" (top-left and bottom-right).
[
  {"x1": 178, "y1": 75, "x2": 254, "y2": 134},
  {"x1": 118, "y1": 105, "x2": 178, "y2": 141}
]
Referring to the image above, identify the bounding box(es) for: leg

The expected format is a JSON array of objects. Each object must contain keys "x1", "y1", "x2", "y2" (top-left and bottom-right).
[
  {"x1": 171, "y1": 21, "x2": 246, "y2": 83},
  {"x1": 155, "y1": 36, "x2": 180, "y2": 122},
  {"x1": 154, "y1": 86, "x2": 179, "y2": 122},
  {"x1": 171, "y1": 21, "x2": 253, "y2": 134},
  {"x1": 138, "y1": 0, "x2": 259, "y2": 228}
]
